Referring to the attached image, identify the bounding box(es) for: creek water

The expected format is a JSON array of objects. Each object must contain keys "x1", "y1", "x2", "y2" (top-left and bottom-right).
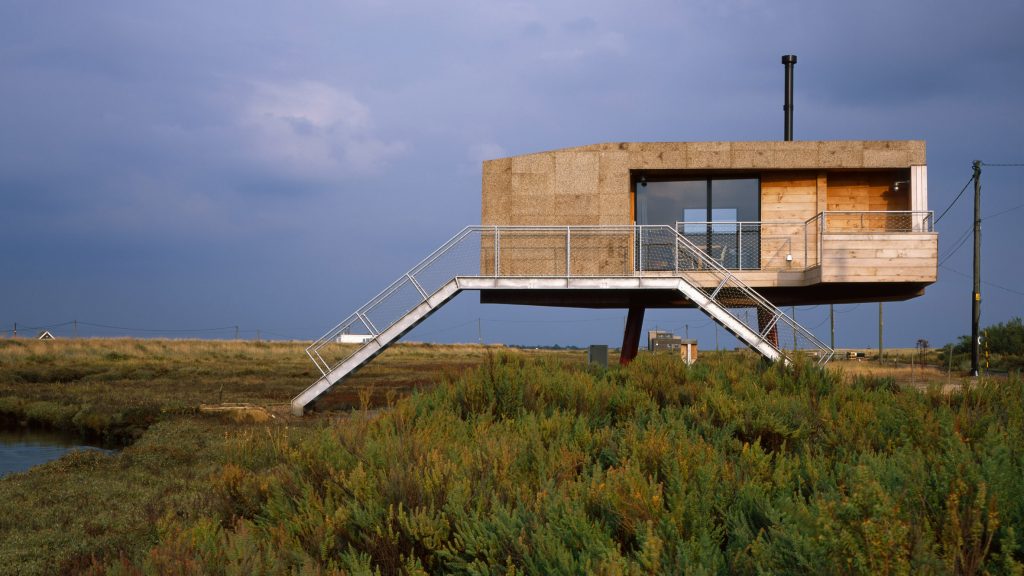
[{"x1": 0, "y1": 428, "x2": 111, "y2": 478}]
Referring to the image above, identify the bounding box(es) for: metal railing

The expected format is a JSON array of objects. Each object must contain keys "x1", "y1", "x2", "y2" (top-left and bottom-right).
[
  {"x1": 665, "y1": 229, "x2": 833, "y2": 365},
  {"x1": 673, "y1": 211, "x2": 935, "y2": 271},
  {"x1": 306, "y1": 225, "x2": 836, "y2": 375},
  {"x1": 817, "y1": 210, "x2": 934, "y2": 233},
  {"x1": 676, "y1": 221, "x2": 807, "y2": 271}
]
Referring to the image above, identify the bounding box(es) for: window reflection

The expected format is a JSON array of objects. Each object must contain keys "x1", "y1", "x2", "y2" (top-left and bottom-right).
[{"x1": 636, "y1": 177, "x2": 760, "y2": 270}]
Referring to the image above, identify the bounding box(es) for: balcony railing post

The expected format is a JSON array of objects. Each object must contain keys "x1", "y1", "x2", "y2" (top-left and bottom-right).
[
  {"x1": 566, "y1": 226, "x2": 571, "y2": 277},
  {"x1": 818, "y1": 213, "x2": 824, "y2": 263},
  {"x1": 638, "y1": 226, "x2": 643, "y2": 274},
  {"x1": 673, "y1": 226, "x2": 679, "y2": 272},
  {"x1": 738, "y1": 224, "x2": 744, "y2": 270}
]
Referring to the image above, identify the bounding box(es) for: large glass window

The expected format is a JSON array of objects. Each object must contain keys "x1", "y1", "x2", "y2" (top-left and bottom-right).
[{"x1": 636, "y1": 176, "x2": 760, "y2": 269}]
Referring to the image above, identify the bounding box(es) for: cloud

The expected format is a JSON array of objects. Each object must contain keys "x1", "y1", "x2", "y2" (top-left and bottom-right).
[{"x1": 242, "y1": 81, "x2": 406, "y2": 179}]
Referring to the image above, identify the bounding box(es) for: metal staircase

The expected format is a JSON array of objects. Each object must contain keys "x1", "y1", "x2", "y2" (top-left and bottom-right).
[{"x1": 292, "y1": 225, "x2": 833, "y2": 415}]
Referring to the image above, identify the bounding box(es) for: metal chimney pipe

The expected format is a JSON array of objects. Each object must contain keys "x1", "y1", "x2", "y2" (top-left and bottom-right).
[{"x1": 782, "y1": 54, "x2": 797, "y2": 141}]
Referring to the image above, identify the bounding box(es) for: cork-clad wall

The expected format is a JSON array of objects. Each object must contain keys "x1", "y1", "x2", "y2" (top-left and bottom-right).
[{"x1": 481, "y1": 140, "x2": 926, "y2": 226}]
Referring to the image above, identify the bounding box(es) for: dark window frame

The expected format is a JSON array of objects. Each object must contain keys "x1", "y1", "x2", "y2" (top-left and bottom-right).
[{"x1": 633, "y1": 173, "x2": 762, "y2": 270}]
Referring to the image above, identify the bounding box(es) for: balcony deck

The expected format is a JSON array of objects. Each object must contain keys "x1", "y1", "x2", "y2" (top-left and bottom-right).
[{"x1": 480, "y1": 212, "x2": 936, "y2": 308}]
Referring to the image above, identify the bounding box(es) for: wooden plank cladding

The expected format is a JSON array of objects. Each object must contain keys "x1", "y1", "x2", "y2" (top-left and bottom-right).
[
  {"x1": 761, "y1": 172, "x2": 818, "y2": 222},
  {"x1": 827, "y1": 171, "x2": 908, "y2": 211},
  {"x1": 819, "y1": 234, "x2": 937, "y2": 283}
]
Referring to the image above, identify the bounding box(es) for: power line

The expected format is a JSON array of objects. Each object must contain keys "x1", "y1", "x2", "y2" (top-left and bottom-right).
[
  {"x1": 78, "y1": 321, "x2": 237, "y2": 333},
  {"x1": 939, "y1": 199, "x2": 1024, "y2": 265},
  {"x1": 984, "y1": 201, "x2": 1024, "y2": 220},
  {"x1": 938, "y1": 225, "x2": 972, "y2": 262},
  {"x1": 940, "y1": 264, "x2": 1024, "y2": 297},
  {"x1": 981, "y1": 162, "x2": 1024, "y2": 167},
  {"x1": 809, "y1": 315, "x2": 831, "y2": 330},
  {"x1": 410, "y1": 319, "x2": 478, "y2": 339},
  {"x1": 938, "y1": 225, "x2": 975, "y2": 266},
  {"x1": 13, "y1": 321, "x2": 75, "y2": 331},
  {"x1": 933, "y1": 174, "x2": 974, "y2": 226},
  {"x1": 4, "y1": 320, "x2": 309, "y2": 340},
  {"x1": 481, "y1": 315, "x2": 623, "y2": 324}
]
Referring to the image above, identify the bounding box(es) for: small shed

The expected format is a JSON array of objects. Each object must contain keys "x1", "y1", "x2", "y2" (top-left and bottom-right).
[
  {"x1": 680, "y1": 339, "x2": 698, "y2": 365},
  {"x1": 37, "y1": 330, "x2": 55, "y2": 340}
]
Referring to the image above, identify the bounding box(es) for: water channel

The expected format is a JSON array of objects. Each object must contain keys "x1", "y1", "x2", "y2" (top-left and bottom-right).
[{"x1": 0, "y1": 428, "x2": 111, "y2": 478}]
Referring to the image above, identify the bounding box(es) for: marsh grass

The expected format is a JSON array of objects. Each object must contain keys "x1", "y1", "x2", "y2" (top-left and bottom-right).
[
  {"x1": 0, "y1": 339, "x2": 541, "y2": 439},
  {"x1": 3, "y1": 340, "x2": 1023, "y2": 574},
  {"x1": 113, "y1": 352, "x2": 1024, "y2": 574},
  {"x1": 0, "y1": 338, "x2": 527, "y2": 575}
]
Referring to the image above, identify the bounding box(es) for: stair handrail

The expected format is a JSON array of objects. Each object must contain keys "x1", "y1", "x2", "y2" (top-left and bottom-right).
[
  {"x1": 305, "y1": 226, "x2": 478, "y2": 373},
  {"x1": 307, "y1": 224, "x2": 834, "y2": 377},
  {"x1": 665, "y1": 225, "x2": 833, "y2": 363}
]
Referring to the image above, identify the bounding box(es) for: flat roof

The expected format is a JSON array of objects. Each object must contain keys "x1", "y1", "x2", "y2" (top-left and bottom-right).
[{"x1": 485, "y1": 140, "x2": 925, "y2": 170}]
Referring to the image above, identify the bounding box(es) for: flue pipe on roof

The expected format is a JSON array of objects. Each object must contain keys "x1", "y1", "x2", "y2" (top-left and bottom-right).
[{"x1": 782, "y1": 54, "x2": 797, "y2": 141}]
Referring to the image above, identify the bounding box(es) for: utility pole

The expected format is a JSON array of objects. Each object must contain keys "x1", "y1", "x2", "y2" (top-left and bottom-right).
[
  {"x1": 235, "y1": 325, "x2": 240, "y2": 340},
  {"x1": 477, "y1": 318, "x2": 482, "y2": 345},
  {"x1": 73, "y1": 320, "x2": 78, "y2": 339},
  {"x1": 829, "y1": 304, "x2": 835, "y2": 350},
  {"x1": 971, "y1": 160, "x2": 982, "y2": 376},
  {"x1": 12, "y1": 322, "x2": 16, "y2": 338},
  {"x1": 878, "y1": 303, "x2": 884, "y2": 361}
]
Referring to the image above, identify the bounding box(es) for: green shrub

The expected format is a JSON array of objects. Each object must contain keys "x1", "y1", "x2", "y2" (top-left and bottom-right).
[{"x1": 90, "y1": 352, "x2": 1024, "y2": 575}]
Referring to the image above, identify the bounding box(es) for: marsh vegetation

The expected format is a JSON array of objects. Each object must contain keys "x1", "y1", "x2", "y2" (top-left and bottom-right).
[{"x1": 1, "y1": 338, "x2": 1022, "y2": 574}]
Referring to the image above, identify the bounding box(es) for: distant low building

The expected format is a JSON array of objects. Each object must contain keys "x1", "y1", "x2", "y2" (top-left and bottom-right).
[
  {"x1": 37, "y1": 330, "x2": 55, "y2": 340},
  {"x1": 648, "y1": 330, "x2": 682, "y2": 352},
  {"x1": 335, "y1": 333, "x2": 373, "y2": 344}
]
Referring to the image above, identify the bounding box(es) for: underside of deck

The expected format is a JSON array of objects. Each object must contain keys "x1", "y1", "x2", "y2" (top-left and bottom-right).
[{"x1": 480, "y1": 281, "x2": 928, "y2": 308}]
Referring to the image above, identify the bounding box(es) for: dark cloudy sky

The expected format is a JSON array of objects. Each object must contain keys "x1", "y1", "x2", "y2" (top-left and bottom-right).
[{"x1": 3, "y1": 0, "x2": 1023, "y2": 350}]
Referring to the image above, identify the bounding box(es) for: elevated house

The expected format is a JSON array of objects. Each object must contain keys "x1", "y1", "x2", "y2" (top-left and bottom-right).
[
  {"x1": 481, "y1": 140, "x2": 931, "y2": 305},
  {"x1": 292, "y1": 139, "x2": 936, "y2": 415}
]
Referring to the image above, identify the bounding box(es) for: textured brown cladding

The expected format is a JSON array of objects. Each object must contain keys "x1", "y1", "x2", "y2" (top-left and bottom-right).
[{"x1": 481, "y1": 140, "x2": 925, "y2": 226}]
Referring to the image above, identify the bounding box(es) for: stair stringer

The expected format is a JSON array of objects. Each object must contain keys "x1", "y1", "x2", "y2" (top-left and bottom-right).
[
  {"x1": 671, "y1": 279, "x2": 784, "y2": 363},
  {"x1": 291, "y1": 279, "x2": 463, "y2": 416},
  {"x1": 293, "y1": 275, "x2": 798, "y2": 415}
]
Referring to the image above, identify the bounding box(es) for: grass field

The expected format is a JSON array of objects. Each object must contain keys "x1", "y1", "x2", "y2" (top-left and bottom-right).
[
  {"x1": 0, "y1": 338, "x2": 578, "y2": 574},
  {"x1": 1, "y1": 338, "x2": 1022, "y2": 574}
]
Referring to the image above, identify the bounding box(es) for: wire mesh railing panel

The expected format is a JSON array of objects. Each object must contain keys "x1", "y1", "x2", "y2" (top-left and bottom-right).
[
  {"x1": 413, "y1": 230, "x2": 482, "y2": 295},
  {"x1": 307, "y1": 314, "x2": 376, "y2": 375},
  {"x1": 363, "y1": 276, "x2": 426, "y2": 338},
  {"x1": 568, "y1": 228, "x2": 633, "y2": 276},
  {"x1": 306, "y1": 223, "x2": 840, "y2": 379},
  {"x1": 496, "y1": 229, "x2": 569, "y2": 276},
  {"x1": 822, "y1": 211, "x2": 934, "y2": 233},
  {"x1": 638, "y1": 226, "x2": 678, "y2": 272},
  {"x1": 761, "y1": 221, "x2": 806, "y2": 270},
  {"x1": 804, "y1": 216, "x2": 821, "y2": 268},
  {"x1": 676, "y1": 221, "x2": 812, "y2": 271},
  {"x1": 673, "y1": 232, "x2": 833, "y2": 363}
]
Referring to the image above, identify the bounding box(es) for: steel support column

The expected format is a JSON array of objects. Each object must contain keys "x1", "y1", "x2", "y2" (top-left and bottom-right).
[{"x1": 620, "y1": 306, "x2": 645, "y2": 365}]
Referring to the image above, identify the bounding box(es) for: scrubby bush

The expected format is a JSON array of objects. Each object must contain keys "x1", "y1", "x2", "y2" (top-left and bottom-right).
[{"x1": 119, "y1": 352, "x2": 1024, "y2": 575}]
